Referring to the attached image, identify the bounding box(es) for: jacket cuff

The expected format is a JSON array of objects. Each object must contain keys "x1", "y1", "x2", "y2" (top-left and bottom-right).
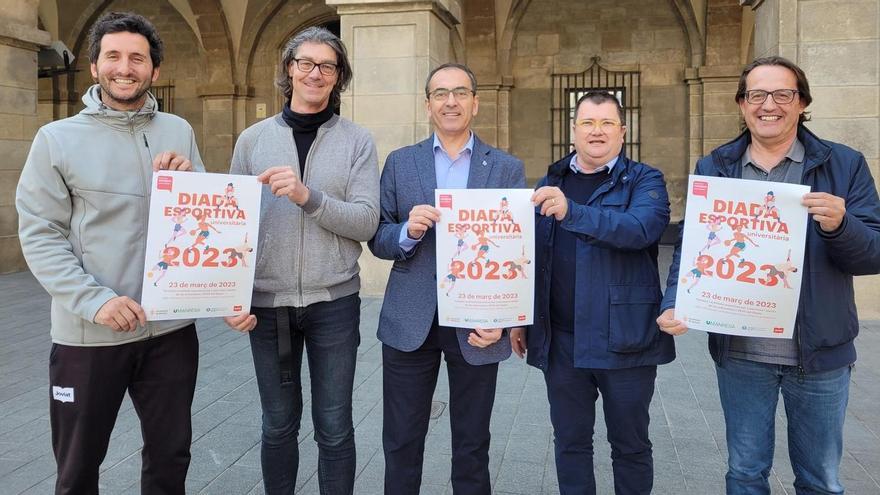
[
  {"x1": 815, "y1": 214, "x2": 848, "y2": 240},
  {"x1": 85, "y1": 290, "x2": 118, "y2": 324},
  {"x1": 301, "y1": 188, "x2": 323, "y2": 215}
]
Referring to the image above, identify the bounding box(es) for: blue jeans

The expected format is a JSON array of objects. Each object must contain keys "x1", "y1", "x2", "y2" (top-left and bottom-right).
[
  {"x1": 249, "y1": 293, "x2": 360, "y2": 495},
  {"x1": 716, "y1": 357, "x2": 851, "y2": 495}
]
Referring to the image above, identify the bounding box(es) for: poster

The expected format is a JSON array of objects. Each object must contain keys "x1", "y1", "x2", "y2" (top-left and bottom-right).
[
  {"x1": 674, "y1": 175, "x2": 809, "y2": 338},
  {"x1": 141, "y1": 171, "x2": 261, "y2": 320},
  {"x1": 435, "y1": 189, "x2": 535, "y2": 329}
]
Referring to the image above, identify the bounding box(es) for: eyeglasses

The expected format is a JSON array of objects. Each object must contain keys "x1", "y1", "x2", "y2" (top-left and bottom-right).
[
  {"x1": 574, "y1": 119, "x2": 622, "y2": 132},
  {"x1": 742, "y1": 89, "x2": 799, "y2": 105},
  {"x1": 293, "y1": 58, "x2": 338, "y2": 77},
  {"x1": 428, "y1": 87, "x2": 475, "y2": 102}
]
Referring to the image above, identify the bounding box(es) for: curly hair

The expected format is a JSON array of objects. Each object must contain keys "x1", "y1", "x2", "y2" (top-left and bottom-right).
[{"x1": 88, "y1": 11, "x2": 163, "y2": 67}]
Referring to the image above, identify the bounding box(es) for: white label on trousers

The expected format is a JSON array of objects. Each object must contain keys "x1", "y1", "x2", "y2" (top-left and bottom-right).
[{"x1": 52, "y1": 386, "x2": 74, "y2": 403}]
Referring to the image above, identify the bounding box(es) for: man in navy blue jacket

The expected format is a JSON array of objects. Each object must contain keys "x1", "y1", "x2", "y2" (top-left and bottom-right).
[
  {"x1": 512, "y1": 91, "x2": 673, "y2": 495},
  {"x1": 658, "y1": 56, "x2": 880, "y2": 495}
]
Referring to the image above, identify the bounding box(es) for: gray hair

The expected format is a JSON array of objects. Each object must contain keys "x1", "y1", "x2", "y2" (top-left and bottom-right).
[
  {"x1": 424, "y1": 63, "x2": 478, "y2": 98},
  {"x1": 276, "y1": 26, "x2": 352, "y2": 109}
]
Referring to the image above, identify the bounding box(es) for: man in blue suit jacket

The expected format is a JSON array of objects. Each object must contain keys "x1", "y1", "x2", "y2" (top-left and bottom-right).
[{"x1": 369, "y1": 63, "x2": 526, "y2": 494}]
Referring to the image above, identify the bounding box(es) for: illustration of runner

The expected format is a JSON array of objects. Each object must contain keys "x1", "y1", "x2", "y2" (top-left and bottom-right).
[
  {"x1": 767, "y1": 249, "x2": 798, "y2": 289},
  {"x1": 452, "y1": 225, "x2": 470, "y2": 258},
  {"x1": 699, "y1": 216, "x2": 724, "y2": 254},
  {"x1": 471, "y1": 226, "x2": 500, "y2": 266},
  {"x1": 753, "y1": 191, "x2": 778, "y2": 220},
  {"x1": 508, "y1": 246, "x2": 531, "y2": 279},
  {"x1": 493, "y1": 196, "x2": 514, "y2": 224},
  {"x1": 190, "y1": 213, "x2": 221, "y2": 252},
  {"x1": 439, "y1": 261, "x2": 465, "y2": 296},
  {"x1": 227, "y1": 233, "x2": 254, "y2": 267},
  {"x1": 723, "y1": 224, "x2": 759, "y2": 266},
  {"x1": 681, "y1": 254, "x2": 713, "y2": 294},
  {"x1": 146, "y1": 249, "x2": 176, "y2": 287},
  {"x1": 165, "y1": 212, "x2": 188, "y2": 247},
  {"x1": 223, "y1": 182, "x2": 240, "y2": 211}
]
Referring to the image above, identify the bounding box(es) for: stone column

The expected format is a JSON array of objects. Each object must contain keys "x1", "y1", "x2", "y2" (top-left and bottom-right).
[
  {"x1": 0, "y1": 0, "x2": 50, "y2": 273},
  {"x1": 682, "y1": 67, "x2": 703, "y2": 219},
  {"x1": 197, "y1": 84, "x2": 253, "y2": 173},
  {"x1": 748, "y1": 0, "x2": 880, "y2": 315},
  {"x1": 327, "y1": 0, "x2": 463, "y2": 296}
]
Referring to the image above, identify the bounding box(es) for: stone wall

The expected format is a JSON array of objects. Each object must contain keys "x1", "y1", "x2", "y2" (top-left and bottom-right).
[
  {"x1": 507, "y1": 0, "x2": 690, "y2": 205},
  {"x1": 0, "y1": 0, "x2": 50, "y2": 273}
]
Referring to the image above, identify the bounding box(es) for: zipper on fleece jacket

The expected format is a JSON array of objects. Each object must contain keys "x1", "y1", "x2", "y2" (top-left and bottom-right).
[{"x1": 133, "y1": 123, "x2": 152, "y2": 336}]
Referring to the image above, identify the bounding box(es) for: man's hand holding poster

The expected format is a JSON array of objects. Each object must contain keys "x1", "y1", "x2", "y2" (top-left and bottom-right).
[
  {"x1": 674, "y1": 176, "x2": 809, "y2": 338},
  {"x1": 141, "y1": 171, "x2": 261, "y2": 320},
  {"x1": 435, "y1": 189, "x2": 534, "y2": 329}
]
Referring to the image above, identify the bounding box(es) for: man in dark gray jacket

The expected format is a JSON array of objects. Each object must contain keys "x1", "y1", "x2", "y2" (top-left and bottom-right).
[
  {"x1": 16, "y1": 12, "x2": 202, "y2": 494},
  {"x1": 225, "y1": 27, "x2": 379, "y2": 495}
]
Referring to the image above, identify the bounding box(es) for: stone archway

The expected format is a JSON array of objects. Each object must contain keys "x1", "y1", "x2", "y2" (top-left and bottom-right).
[
  {"x1": 496, "y1": 0, "x2": 531, "y2": 80},
  {"x1": 669, "y1": 0, "x2": 705, "y2": 67},
  {"x1": 185, "y1": 0, "x2": 235, "y2": 87}
]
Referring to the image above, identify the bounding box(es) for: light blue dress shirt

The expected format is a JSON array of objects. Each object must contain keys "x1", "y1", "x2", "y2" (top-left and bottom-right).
[
  {"x1": 569, "y1": 153, "x2": 618, "y2": 175},
  {"x1": 398, "y1": 133, "x2": 475, "y2": 251}
]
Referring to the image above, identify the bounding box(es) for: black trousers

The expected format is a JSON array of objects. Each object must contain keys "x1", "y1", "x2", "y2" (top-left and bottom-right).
[
  {"x1": 50, "y1": 325, "x2": 199, "y2": 495},
  {"x1": 382, "y1": 321, "x2": 499, "y2": 495},
  {"x1": 545, "y1": 330, "x2": 656, "y2": 495}
]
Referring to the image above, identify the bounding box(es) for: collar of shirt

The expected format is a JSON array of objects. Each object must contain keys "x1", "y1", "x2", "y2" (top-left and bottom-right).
[
  {"x1": 742, "y1": 138, "x2": 805, "y2": 170},
  {"x1": 433, "y1": 132, "x2": 475, "y2": 189},
  {"x1": 569, "y1": 154, "x2": 618, "y2": 175}
]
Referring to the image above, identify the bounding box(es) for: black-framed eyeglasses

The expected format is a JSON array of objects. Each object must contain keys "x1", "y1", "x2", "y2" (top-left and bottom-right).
[
  {"x1": 293, "y1": 58, "x2": 338, "y2": 77},
  {"x1": 742, "y1": 89, "x2": 799, "y2": 105},
  {"x1": 427, "y1": 87, "x2": 475, "y2": 102}
]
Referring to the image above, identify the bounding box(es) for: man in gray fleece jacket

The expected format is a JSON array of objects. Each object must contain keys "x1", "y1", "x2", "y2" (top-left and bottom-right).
[
  {"x1": 16, "y1": 12, "x2": 203, "y2": 495},
  {"x1": 224, "y1": 27, "x2": 379, "y2": 495}
]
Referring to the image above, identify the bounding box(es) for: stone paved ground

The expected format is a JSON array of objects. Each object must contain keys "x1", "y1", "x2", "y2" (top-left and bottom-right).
[{"x1": 1, "y1": 247, "x2": 878, "y2": 494}]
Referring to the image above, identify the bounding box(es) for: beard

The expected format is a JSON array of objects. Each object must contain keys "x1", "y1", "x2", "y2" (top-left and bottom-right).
[{"x1": 97, "y1": 76, "x2": 152, "y2": 110}]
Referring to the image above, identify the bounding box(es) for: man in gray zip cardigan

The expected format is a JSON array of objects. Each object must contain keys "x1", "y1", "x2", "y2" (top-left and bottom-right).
[{"x1": 225, "y1": 27, "x2": 379, "y2": 495}]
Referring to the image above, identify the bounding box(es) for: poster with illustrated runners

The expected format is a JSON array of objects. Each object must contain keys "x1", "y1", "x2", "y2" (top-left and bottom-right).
[
  {"x1": 141, "y1": 171, "x2": 261, "y2": 320},
  {"x1": 674, "y1": 175, "x2": 809, "y2": 338},
  {"x1": 435, "y1": 189, "x2": 534, "y2": 329}
]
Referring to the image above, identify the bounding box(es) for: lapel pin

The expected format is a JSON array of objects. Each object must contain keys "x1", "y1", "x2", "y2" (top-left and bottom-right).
[{"x1": 482, "y1": 160, "x2": 487, "y2": 166}]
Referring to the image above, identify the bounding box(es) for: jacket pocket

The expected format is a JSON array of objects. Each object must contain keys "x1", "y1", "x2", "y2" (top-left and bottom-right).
[
  {"x1": 598, "y1": 189, "x2": 629, "y2": 211},
  {"x1": 74, "y1": 188, "x2": 144, "y2": 297},
  {"x1": 607, "y1": 284, "x2": 661, "y2": 353},
  {"x1": 801, "y1": 271, "x2": 858, "y2": 349}
]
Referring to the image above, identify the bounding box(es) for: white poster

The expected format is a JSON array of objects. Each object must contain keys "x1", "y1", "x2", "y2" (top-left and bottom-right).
[
  {"x1": 435, "y1": 189, "x2": 535, "y2": 329},
  {"x1": 675, "y1": 175, "x2": 809, "y2": 338},
  {"x1": 141, "y1": 171, "x2": 261, "y2": 320}
]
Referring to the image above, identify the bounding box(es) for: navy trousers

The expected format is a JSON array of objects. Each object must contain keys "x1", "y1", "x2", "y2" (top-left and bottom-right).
[
  {"x1": 382, "y1": 321, "x2": 499, "y2": 495},
  {"x1": 544, "y1": 330, "x2": 657, "y2": 495}
]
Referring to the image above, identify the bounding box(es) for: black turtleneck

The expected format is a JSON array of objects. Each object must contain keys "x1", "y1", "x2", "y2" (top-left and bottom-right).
[{"x1": 281, "y1": 103, "x2": 334, "y2": 176}]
